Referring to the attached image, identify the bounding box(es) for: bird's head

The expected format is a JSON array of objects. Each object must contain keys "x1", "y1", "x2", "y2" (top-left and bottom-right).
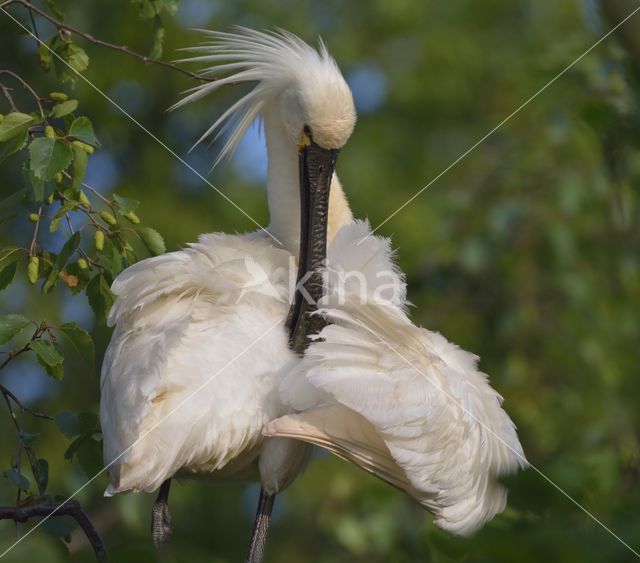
[
  {"x1": 171, "y1": 27, "x2": 356, "y2": 162},
  {"x1": 277, "y1": 54, "x2": 356, "y2": 152}
]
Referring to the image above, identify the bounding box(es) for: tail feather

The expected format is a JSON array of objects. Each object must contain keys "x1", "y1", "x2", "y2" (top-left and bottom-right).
[{"x1": 264, "y1": 406, "x2": 416, "y2": 495}]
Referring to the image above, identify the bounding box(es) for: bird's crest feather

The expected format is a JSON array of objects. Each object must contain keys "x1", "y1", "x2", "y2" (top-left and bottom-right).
[{"x1": 170, "y1": 27, "x2": 339, "y2": 167}]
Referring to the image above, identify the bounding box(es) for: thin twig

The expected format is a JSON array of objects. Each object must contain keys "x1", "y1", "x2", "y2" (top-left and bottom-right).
[
  {"x1": 1, "y1": 387, "x2": 22, "y2": 436},
  {"x1": 0, "y1": 382, "x2": 45, "y2": 499},
  {"x1": 64, "y1": 213, "x2": 75, "y2": 235},
  {"x1": 0, "y1": 323, "x2": 53, "y2": 422},
  {"x1": 1, "y1": 0, "x2": 213, "y2": 83},
  {"x1": 0, "y1": 83, "x2": 19, "y2": 111},
  {"x1": 0, "y1": 384, "x2": 53, "y2": 421},
  {"x1": 13, "y1": 412, "x2": 22, "y2": 536},
  {"x1": 0, "y1": 69, "x2": 44, "y2": 116},
  {"x1": 26, "y1": 3, "x2": 38, "y2": 42},
  {"x1": 81, "y1": 183, "x2": 112, "y2": 207},
  {"x1": 0, "y1": 501, "x2": 106, "y2": 560},
  {"x1": 0, "y1": 338, "x2": 33, "y2": 371},
  {"x1": 0, "y1": 326, "x2": 55, "y2": 509},
  {"x1": 28, "y1": 205, "x2": 42, "y2": 256},
  {"x1": 56, "y1": 187, "x2": 110, "y2": 234},
  {"x1": 61, "y1": 170, "x2": 112, "y2": 207}
]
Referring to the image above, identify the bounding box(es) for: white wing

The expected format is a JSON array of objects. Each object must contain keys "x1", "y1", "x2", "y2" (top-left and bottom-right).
[
  {"x1": 101, "y1": 232, "x2": 294, "y2": 494},
  {"x1": 267, "y1": 221, "x2": 527, "y2": 535}
]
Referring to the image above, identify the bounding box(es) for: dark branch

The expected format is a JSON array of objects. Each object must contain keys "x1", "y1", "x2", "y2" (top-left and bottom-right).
[
  {"x1": 0, "y1": 69, "x2": 44, "y2": 116},
  {"x1": 0, "y1": 383, "x2": 53, "y2": 421},
  {"x1": 26, "y1": 3, "x2": 38, "y2": 40},
  {"x1": 0, "y1": 335, "x2": 34, "y2": 372},
  {"x1": 0, "y1": 501, "x2": 106, "y2": 561},
  {"x1": 0, "y1": 0, "x2": 214, "y2": 83}
]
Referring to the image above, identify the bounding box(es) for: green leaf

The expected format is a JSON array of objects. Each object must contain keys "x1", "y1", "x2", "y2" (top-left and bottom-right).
[
  {"x1": 41, "y1": 513, "x2": 78, "y2": 539},
  {"x1": 137, "y1": 227, "x2": 166, "y2": 256},
  {"x1": 55, "y1": 411, "x2": 79, "y2": 438},
  {"x1": 53, "y1": 41, "x2": 90, "y2": 83},
  {"x1": 160, "y1": 0, "x2": 179, "y2": 15},
  {"x1": 50, "y1": 201, "x2": 78, "y2": 233},
  {"x1": 44, "y1": 0, "x2": 64, "y2": 20},
  {"x1": 61, "y1": 42, "x2": 89, "y2": 72},
  {"x1": 26, "y1": 167, "x2": 46, "y2": 202},
  {"x1": 64, "y1": 435, "x2": 85, "y2": 460},
  {"x1": 59, "y1": 322, "x2": 95, "y2": 366},
  {"x1": 30, "y1": 339, "x2": 64, "y2": 366},
  {"x1": 0, "y1": 191, "x2": 28, "y2": 216},
  {"x1": 0, "y1": 194, "x2": 27, "y2": 223},
  {"x1": 68, "y1": 116, "x2": 100, "y2": 147},
  {"x1": 110, "y1": 245, "x2": 123, "y2": 275},
  {"x1": 71, "y1": 143, "x2": 88, "y2": 188},
  {"x1": 39, "y1": 42, "x2": 52, "y2": 71},
  {"x1": 5, "y1": 468, "x2": 31, "y2": 491},
  {"x1": 150, "y1": 16, "x2": 165, "y2": 59},
  {"x1": 77, "y1": 436, "x2": 103, "y2": 479},
  {"x1": 29, "y1": 137, "x2": 73, "y2": 181},
  {"x1": 131, "y1": 0, "x2": 159, "y2": 19},
  {"x1": 0, "y1": 113, "x2": 33, "y2": 142},
  {"x1": 49, "y1": 99, "x2": 78, "y2": 118},
  {"x1": 0, "y1": 129, "x2": 28, "y2": 164},
  {"x1": 21, "y1": 162, "x2": 52, "y2": 204},
  {"x1": 0, "y1": 314, "x2": 31, "y2": 344},
  {"x1": 87, "y1": 274, "x2": 115, "y2": 324},
  {"x1": 42, "y1": 265, "x2": 58, "y2": 294},
  {"x1": 0, "y1": 261, "x2": 17, "y2": 292},
  {"x1": 113, "y1": 194, "x2": 140, "y2": 214},
  {"x1": 18, "y1": 431, "x2": 39, "y2": 445},
  {"x1": 39, "y1": 357, "x2": 64, "y2": 380},
  {"x1": 56, "y1": 232, "x2": 81, "y2": 269},
  {"x1": 35, "y1": 458, "x2": 49, "y2": 493},
  {"x1": 0, "y1": 246, "x2": 21, "y2": 267},
  {"x1": 61, "y1": 413, "x2": 100, "y2": 472},
  {"x1": 77, "y1": 412, "x2": 99, "y2": 434}
]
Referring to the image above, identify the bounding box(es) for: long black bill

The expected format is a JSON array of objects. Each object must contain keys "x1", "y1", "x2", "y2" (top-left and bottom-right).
[
  {"x1": 245, "y1": 136, "x2": 338, "y2": 563},
  {"x1": 286, "y1": 136, "x2": 340, "y2": 354}
]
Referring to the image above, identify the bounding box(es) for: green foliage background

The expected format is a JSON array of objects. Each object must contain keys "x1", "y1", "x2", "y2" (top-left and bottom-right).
[{"x1": 1, "y1": 0, "x2": 639, "y2": 561}]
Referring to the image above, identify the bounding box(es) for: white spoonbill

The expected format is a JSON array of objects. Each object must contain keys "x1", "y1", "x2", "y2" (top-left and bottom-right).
[
  {"x1": 174, "y1": 27, "x2": 528, "y2": 537},
  {"x1": 99, "y1": 27, "x2": 356, "y2": 557},
  {"x1": 99, "y1": 27, "x2": 527, "y2": 561}
]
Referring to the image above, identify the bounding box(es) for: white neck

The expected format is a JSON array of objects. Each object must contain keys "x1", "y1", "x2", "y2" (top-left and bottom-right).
[{"x1": 263, "y1": 104, "x2": 353, "y2": 256}]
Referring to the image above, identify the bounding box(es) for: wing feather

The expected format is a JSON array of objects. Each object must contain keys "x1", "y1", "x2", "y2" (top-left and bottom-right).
[
  {"x1": 276, "y1": 221, "x2": 527, "y2": 535},
  {"x1": 101, "y1": 232, "x2": 293, "y2": 494}
]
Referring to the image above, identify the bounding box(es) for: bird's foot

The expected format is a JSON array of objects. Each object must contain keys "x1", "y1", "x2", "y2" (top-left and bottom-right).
[{"x1": 151, "y1": 498, "x2": 173, "y2": 549}]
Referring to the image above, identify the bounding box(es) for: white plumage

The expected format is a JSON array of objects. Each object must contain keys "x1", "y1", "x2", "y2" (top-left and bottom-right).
[
  {"x1": 100, "y1": 232, "x2": 300, "y2": 495},
  {"x1": 101, "y1": 29, "x2": 357, "y2": 497},
  {"x1": 268, "y1": 221, "x2": 527, "y2": 534},
  {"x1": 100, "y1": 27, "x2": 526, "y2": 539}
]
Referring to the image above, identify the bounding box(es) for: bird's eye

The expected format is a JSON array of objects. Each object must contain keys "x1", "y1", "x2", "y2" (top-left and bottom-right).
[{"x1": 303, "y1": 125, "x2": 312, "y2": 139}]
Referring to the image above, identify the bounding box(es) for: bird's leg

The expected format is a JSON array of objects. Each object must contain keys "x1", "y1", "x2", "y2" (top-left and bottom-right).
[
  {"x1": 244, "y1": 132, "x2": 335, "y2": 562},
  {"x1": 245, "y1": 487, "x2": 276, "y2": 563},
  {"x1": 151, "y1": 479, "x2": 173, "y2": 549}
]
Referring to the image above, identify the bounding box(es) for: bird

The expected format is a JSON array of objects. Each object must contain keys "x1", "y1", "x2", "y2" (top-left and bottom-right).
[
  {"x1": 99, "y1": 27, "x2": 357, "y2": 557},
  {"x1": 99, "y1": 26, "x2": 527, "y2": 561}
]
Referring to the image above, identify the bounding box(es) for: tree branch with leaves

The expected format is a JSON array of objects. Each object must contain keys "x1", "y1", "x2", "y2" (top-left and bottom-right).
[
  {"x1": 0, "y1": 0, "x2": 196, "y2": 559},
  {"x1": 1, "y1": 0, "x2": 212, "y2": 82}
]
